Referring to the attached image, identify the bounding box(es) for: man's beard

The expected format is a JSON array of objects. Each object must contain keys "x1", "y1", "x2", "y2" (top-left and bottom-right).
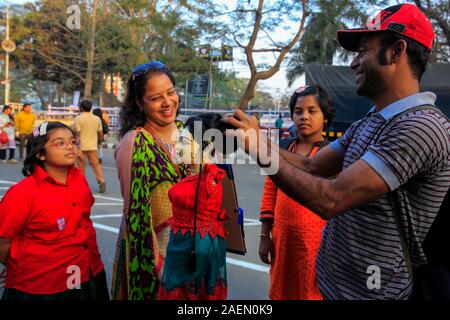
[{"x1": 356, "y1": 63, "x2": 384, "y2": 100}]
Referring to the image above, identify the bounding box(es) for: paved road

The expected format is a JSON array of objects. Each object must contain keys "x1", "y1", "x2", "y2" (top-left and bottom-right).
[{"x1": 0, "y1": 148, "x2": 270, "y2": 299}]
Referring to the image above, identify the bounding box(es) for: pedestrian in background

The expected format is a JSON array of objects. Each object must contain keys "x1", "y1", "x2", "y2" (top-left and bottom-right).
[
  {"x1": 0, "y1": 121, "x2": 108, "y2": 300},
  {"x1": 93, "y1": 108, "x2": 109, "y2": 164},
  {"x1": 14, "y1": 103, "x2": 35, "y2": 161},
  {"x1": 0, "y1": 105, "x2": 18, "y2": 163},
  {"x1": 74, "y1": 100, "x2": 106, "y2": 193}
]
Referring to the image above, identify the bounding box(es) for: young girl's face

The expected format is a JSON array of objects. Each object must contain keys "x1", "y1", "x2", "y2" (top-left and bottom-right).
[
  {"x1": 39, "y1": 128, "x2": 78, "y2": 168},
  {"x1": 292, "y1": 95, "x2": 326, "y2": 139}
]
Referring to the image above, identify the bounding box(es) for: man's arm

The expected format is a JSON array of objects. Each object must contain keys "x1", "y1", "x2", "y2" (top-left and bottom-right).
[
  {"x1": 224, "y1": 110, "x2": 343, "y2": 178},
  {"x1": 270, "y1": 156, "x2": 389, "y2": 220},
  {"x1": 279, "y1": 145, "x2": 343, "y2": 178}
]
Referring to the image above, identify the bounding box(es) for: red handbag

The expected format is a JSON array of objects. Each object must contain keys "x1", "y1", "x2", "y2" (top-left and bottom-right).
[{"x1": 0, "y1": 130, "x2": 9, "y2": 144}]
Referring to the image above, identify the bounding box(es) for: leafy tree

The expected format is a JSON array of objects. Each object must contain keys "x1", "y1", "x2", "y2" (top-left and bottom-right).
[
  {"x1": 285, "y1": 0, "x2": 387, "y2": 86},
  {"x1": 412, "y1": 0, "x2": 449, "y2": 62},
  {"x1": 227, "y1": 0, "x2": 310, "y2": 110}
]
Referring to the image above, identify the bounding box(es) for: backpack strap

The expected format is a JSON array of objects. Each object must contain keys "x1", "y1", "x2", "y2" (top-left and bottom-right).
[{"x1": 389, "y1": 103, "x2": 449, "y2": 281}]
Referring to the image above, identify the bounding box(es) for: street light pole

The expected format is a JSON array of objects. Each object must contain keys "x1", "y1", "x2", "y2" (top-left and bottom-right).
[
  {"x1": 5, "y1": 6, "x2": 10, "y2": 105},
  {"x1": 2, "y1": 5, "x2": 16, "y2": 105}
]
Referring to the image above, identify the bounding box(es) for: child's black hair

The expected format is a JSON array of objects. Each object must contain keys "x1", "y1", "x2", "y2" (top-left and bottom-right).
[
  {"x1": 184, "y1": 112, "x2": 237, "y2": 156},
  {"x1": 22, "y1": 121, "x2": 75, "y2": 177},
  {"x1": 288, "y1": 85, "x2": 336, "y2": 130}
]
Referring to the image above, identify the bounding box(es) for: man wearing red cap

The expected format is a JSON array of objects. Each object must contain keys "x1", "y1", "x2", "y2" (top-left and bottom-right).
[{"x1": 224, "y1": 3, "x2": 449, "y2": 299}]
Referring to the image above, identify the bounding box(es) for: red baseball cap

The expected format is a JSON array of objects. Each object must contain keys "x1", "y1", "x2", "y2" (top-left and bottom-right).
[{"x1": 337, "y1": 3, "x2": 435, "y2": 52}]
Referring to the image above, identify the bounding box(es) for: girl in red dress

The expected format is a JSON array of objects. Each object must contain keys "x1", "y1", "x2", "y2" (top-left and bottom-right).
[{"x1": 259, "y1": 85, "x2": 336, "y2": 300}]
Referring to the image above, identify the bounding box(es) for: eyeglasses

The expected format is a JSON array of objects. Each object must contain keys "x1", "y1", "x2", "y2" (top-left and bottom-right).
[
  {"x1": 47, "y1": 138, "x2": 79, "y2": 149},
  {"x1": 132, "y1": 61, "x2": 167, "y2": 81}
]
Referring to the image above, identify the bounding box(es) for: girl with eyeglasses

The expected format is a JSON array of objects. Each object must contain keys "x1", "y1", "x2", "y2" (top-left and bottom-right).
[
  {"x1": 0, "y1": 121, "x2": 108, "y2": 300},
  {"x1": 112, "y1": 61, "x2": 187, "y2": 300}
]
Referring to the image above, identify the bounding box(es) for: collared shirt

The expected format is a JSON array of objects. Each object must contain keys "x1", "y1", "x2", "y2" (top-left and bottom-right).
[
  {"x1": 73, "y1": 112, "x2": 102, "y2": 151},
  {"x1": 0, "y1": 165, "x2": 104, "y2": 294},
  {"x1": 14, "y1": 111, "x2": 35, "y2": 135},
  {"x1": 318, "y1": 92, "x2": 450, "y2": 299}
]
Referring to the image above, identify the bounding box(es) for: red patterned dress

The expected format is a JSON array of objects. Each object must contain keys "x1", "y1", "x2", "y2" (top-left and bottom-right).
[
  {"x1": 158, "y1": 164, "x2": 229, "y2": 300},
  {"x1": 260, "y1": 141, "x2": 327, "y2": 300}
]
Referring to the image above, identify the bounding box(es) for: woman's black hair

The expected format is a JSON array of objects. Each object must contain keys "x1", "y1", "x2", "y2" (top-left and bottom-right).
[
  {"x1": 93, "y1": 108, "x2": 102, "y2": 118},
  {"x1": 119, "y1": 65, "x2": 177, "y2": 138},
  {"x1": 2, "y1": 105, "x2": 13, "y2": 122},
  {"x1": 184, "y1": 112, "x2": 238, "y2": 157},
  {"x1": 288, "y1": 85, "x2": 336, "y2": 131},
  {"x1": 22, "y1": 121, "x2": 75, "y2": 177}
]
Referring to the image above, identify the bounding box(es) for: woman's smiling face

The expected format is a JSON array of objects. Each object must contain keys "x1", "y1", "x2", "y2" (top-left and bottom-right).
[{"x1": 141, "y1": 73, "x2": 179, "y2": 129}]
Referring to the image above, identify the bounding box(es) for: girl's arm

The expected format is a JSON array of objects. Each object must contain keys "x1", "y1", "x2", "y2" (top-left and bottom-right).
[{"x1": 0, "y1": 238, "x2": 12, "y2": 264}]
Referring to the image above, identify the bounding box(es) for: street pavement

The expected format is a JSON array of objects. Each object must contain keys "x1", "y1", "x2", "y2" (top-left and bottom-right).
[{"x1": 0, "y1": 148, "x2": 270, "y2": 300}]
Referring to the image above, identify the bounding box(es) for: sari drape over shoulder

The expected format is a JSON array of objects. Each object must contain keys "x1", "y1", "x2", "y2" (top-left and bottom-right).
[{"x1": 112, "y1": 123, "x2": 185, "y2": 300}]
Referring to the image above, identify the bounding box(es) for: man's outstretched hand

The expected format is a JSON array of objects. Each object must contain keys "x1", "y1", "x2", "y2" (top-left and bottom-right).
[{"x1": 222, "y1": 110, "x2": 261, "y2": 155}]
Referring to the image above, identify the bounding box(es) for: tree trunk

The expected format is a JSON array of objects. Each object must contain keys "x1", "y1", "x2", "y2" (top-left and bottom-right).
[
  {"x1": 31, "y1": 81, "x2": 47, "y2": 110},
  {"x1": 57, "y1": 84, "x2": 63, "y2": 107},
  {"x1": 238, "y1": 77, "x2": 259, "y2": 110},
  {"x1": 84, "y1": 0, "x2": 99, "y2": 100},
  {"x1": 235, "y1": 0, "x2": 309, "y2": 111}
]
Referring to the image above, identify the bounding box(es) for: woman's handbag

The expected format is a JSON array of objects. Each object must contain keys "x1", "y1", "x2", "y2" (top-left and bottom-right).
[{"x1": 0, "y1": 130, "x2": 9, "y2": 144}]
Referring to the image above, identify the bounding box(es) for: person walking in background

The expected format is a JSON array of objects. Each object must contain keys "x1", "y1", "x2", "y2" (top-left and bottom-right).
[
  {"x1": 74, "y1": 100, "x2": 106, "y2": 193},
  {"x1": 259, "y1": 85, "x2": 335, "y2": 300},
  {"x1": 14, "y1": 103, "x2": 35, "y2": 161},
  {"x1": 0, "y1": 106, "x2": 17, "y2": 164},
  {"x1": 275, "y1": 113, "x2": 284, "y2": 141},
  {"x1": 0, "y1": 121, "x2": 108, "y2": 300},
  {"x1": 93, "y1": 108, "x2": 109, "y2": 164},
  {"x1": 101, "y1": 109, "x2": 110, "y2": 129}
]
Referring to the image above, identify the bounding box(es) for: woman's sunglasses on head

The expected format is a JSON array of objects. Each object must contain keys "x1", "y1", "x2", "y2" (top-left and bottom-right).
[{"x1": 132, "y1": 61, "x2": 167, "y2": 81}]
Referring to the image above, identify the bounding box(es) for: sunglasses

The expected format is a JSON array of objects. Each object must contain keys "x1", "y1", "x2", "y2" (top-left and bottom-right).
[{"x1": 132, "y1": 61, "x2": 167, "y2": 81}]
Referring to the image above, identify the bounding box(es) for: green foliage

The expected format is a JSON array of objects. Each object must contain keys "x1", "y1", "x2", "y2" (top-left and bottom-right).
[{"x1": 286, "y1": 0, "x2": 388, "y2": 86}]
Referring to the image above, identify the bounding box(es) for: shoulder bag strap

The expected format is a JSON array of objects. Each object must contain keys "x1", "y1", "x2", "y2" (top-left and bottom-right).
[{"x1": 389, "y1": 193, "x2": 414, "y2": 279}]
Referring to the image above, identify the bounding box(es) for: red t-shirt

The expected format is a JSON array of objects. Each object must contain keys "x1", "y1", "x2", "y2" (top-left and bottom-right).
[{"x1": 0, "y1": 165, "x2": 104, "y2": 294}]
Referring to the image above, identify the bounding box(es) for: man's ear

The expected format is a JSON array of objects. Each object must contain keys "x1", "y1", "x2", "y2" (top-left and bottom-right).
[{"x1": 392, "y1": 39, "x2": 407, "y2": 64}]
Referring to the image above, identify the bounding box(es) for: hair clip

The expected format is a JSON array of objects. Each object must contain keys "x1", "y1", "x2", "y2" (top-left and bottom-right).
[
  {"x1": 295, "y1": 85, "x2": 309, "y2": 94},
  {"x1": 33, "y1": 122, "x2": 48, "y2": 137}
]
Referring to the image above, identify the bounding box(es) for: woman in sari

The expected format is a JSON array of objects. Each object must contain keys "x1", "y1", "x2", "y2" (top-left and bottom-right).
[{"x1": 112, "y1": 61, "x2": 186, "y2": 300}]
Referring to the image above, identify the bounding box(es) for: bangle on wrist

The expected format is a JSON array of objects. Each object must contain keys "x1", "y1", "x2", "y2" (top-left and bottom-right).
[{"x1": 260, "y1": 233, "x2": 270, "y2": 239}]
